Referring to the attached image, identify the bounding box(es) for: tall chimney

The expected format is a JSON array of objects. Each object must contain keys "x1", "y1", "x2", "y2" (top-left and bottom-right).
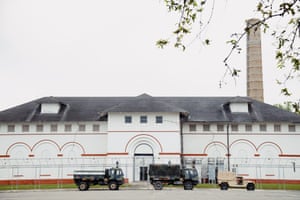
[{"x1": 246, "y1": 18, "x2": 264, "y2": 102}]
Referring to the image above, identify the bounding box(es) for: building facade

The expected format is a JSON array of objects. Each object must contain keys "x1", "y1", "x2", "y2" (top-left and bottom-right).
[{"x1": 0, "y1": 94, "x2": 300, "y2": 184}]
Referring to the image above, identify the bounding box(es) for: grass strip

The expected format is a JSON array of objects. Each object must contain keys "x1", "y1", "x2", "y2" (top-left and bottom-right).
[{"x1": 0, "y1": 183, "x2": 299, "y2": 191}]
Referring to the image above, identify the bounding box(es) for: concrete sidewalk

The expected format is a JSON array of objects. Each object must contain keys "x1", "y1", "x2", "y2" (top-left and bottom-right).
[{"x1": 126, "y1": 181, "x2": 153, "y2": 190}]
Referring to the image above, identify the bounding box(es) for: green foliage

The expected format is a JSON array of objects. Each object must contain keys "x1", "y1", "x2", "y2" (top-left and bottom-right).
[
  {"x1": 156, "y1": 39, "x2": 169, "y2": 49},
  {"x1": 159, "y1": 0, "x2": 300, "y2": 113},
  {"x1": 159, "y1": 0, "x2": 207, "y2": 50}
]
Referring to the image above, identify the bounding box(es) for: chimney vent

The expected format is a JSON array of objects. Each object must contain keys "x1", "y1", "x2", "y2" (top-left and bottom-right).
[{"x1": 246, "y1": 18, "x2": 264, "y2": 102}]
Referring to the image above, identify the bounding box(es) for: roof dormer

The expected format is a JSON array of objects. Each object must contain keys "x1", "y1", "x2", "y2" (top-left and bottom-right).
[
  {"x1": 228, "y1": 97, "x2": 252, "y2": 113},
  {"x1": 41, "y1": 103, "x2": 61, "y2": 114},
  {"x1": 230, "y1": 102, "x2": 249, "y2": 113}
]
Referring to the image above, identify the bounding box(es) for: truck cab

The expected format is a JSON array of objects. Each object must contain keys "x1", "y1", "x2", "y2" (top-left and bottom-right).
[{"x1": 181, "y1": 168, "x2": 199, "y2": 190}]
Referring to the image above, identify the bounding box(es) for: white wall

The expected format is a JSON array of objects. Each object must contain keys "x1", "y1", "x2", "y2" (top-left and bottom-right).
[{"x1": 107, "y1": 112, "x2": 181, "y2": 154}]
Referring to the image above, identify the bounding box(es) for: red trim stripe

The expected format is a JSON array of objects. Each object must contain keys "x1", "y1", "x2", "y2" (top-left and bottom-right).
[{"x1": 279, "y1": 154, "x2": 300, "y2": 157}]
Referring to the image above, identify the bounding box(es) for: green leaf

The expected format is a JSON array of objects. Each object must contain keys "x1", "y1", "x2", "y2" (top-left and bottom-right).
[
  {"x1": 275, "y1": 51, "x2": 283, "y2": 60},
  {"x1": 281, "y1": 88, "x2": 292, "y2": 96},
  {"x1": 204, "y1": 39, "x2": 210, "y2": 45},
  {"x1": 291, "y1": 58, "x2": 300, "y2": 70},
  {"x1": 156, "y1": 39, "x2": 169, "y2": 49},
  {"x1": 231, "y1": 68, "x2": 241, "y2": 77}
]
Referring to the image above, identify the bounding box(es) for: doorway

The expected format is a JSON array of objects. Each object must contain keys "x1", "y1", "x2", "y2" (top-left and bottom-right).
[
  {"x1": 139, "y1": 166, "x2": 148, "y2": 181},
  {"x1": 133, "y1": 154, "x2": 153, "y2": 181},
  {"x1": 133, "y1": 143, "x2": 154, "y2": 182}
]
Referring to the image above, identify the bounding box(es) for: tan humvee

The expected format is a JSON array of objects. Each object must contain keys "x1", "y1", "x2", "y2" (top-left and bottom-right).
[{"x1": 217, "y1": 171, "x2": 255, "y2": 190}]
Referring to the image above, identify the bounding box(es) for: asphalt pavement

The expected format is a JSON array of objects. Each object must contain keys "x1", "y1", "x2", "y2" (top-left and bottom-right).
[{"x1": 1, "y1": 188, "x2": 299, "y2": 200}]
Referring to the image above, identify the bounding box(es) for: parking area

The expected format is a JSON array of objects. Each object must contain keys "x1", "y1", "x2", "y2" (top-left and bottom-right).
[{"x1": 1, "y1": 189, "x2": 300, "y2": 200}]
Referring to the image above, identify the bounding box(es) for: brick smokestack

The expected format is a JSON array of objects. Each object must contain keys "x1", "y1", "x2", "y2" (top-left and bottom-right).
[{"x1": 246, "y1": 18, "x2": 264, "y2": 102}]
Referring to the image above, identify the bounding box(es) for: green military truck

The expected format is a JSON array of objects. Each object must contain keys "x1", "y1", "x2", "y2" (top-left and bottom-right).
[
  {"x1": 149, "y1": 164, "x2": 199, "y2": 190},
  {"x1": 73, "y1": 167, "x2": 124, "y2": 191}
]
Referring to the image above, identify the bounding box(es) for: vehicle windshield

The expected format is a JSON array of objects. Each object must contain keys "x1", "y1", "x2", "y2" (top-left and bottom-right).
[
  {"x1": 184, "y1": 168, "x2": 198, "y2": 177},
  {"x1": 116, "y1": 169, "x2": 123, "y2": 176}
]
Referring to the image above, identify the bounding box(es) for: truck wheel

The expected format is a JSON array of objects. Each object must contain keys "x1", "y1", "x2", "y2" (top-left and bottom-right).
[
  {"x1": 78, "y1": 182, "x2": 88, "y2": 191},
  {"x1": 246, "y1": 183, "x2": 255, "y2": 191},
  {"x1": 220, "y1": 182, "x2": 228, "y2": 190},
  {"x1": 109, "y1": 181, "x2": 118, "y2": 190},
  {"x1": 153, "y1": 181, "x2": 163, "y2": 190},
  {"x1": 184, "y1": 181, "x2": 193, "y2": 190}
]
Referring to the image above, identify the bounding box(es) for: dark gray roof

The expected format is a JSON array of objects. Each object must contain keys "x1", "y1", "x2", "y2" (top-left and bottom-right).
[
  {"x1": 100, "y1": 94, "x2": 189, "y2": 115},
  {"x1": 0, "y1": 94, "x2": 299, "y2": 123}
]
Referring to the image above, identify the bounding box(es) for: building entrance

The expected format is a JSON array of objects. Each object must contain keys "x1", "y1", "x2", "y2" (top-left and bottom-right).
[
  {"x1": 139, "y1": 166, "x2": 148, "y2": 181},
  {"x1": 133, "y1": 144, "x2": 154, "y2": 182},
  {"x1": 133, "y1": 154, "x2": 153, "y2": 181}
]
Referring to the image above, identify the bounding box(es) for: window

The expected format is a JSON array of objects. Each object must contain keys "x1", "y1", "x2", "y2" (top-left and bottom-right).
[
  {"x1": 156, "y1": 116, "x2": 163, "y2": 124},
  {"x1": 36, "y1": 124, "x2": 43, "y2": 132},
  {"x1": 217, "y1": 124, "x2": 224, "y2": 132},
  {"x1": 203, "y1": 124, "x2": 210, "y2": 131},
  {"x1": 50, "y1": 124, "x2": 58, "y2": 132},
  {"x1": 189, "y1": 124, "x2": 196, "y2": 132},
  {"x1": 245, "y1": 124, "x2": 252, "y2": 132},
  {"x1": 93, "y1": 124, "x2": 100, "y2": 132},
  {"x1": 7, "y1": 125, "x2": 15, "y2": 132},
  {"x1": 41, "y1": 103, "x2": 60, "y2": 114},
  {"x1": 288, "y1": 124, "x2": 296, "y2": 132},
  {"x1": 65, "y1": 124, "x2": 72, "y2": 132},
  {"x1": 260, "y1": 124, "x2": 267, "y2": 132},
  {"x1": 22, "y1": 124, "x2": 30, "y2": 132},
  {"x1": 274, "y1": 124, "x2": 281, "y2": 132},
  {"x1": 125, "y1": 116, "x2": 132, "y2": 123},
  {"x1": 230, "y1": 102, "x2": 249, "y2": 113},
  {"x1": 231, "y1": 124, "x2": 238, "y2": 132},
  {"x1": 79, "y1": 124, "x2": 86, "y2": 132},
  {"x1": 140, "y1": 116, "x2": 147, "y2": 123}
]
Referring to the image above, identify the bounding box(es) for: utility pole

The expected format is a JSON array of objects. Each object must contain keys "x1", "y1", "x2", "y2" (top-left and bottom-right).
[{"x1": 227, "y1": 124, "x2": 230, "y2": 171}]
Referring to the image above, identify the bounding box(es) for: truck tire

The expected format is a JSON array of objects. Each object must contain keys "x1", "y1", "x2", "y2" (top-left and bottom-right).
[
  {"x1": 246, "y1": 183, "x2": 255, "y2": 191},
  {"x1": 153, "y1": 181, "x2": 163, "y2": 190},
  {"x1": 78, "y1": 182, "x2": 89, "y2": 191},
  {"x1": 109, "y1": 181, "x2": 118, "y2": 190},
  {"x1": 183, "y1": 181, "x2": 193, "y2": 190},
  {"x1": 220, "y1": 182, "x2": 228, "y2": 190}
]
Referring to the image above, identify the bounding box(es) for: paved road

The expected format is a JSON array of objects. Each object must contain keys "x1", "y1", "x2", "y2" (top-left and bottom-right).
[{"x1": 1, "y1": 189, "x2": 300, "y2": 200}]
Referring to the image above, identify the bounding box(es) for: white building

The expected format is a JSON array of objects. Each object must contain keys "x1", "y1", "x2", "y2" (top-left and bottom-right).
[{"x1": 0, "y1": 94, "x2": 300, "y2": 185}]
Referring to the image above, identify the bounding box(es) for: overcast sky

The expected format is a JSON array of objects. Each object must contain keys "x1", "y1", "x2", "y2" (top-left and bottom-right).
[{"x1": 0, "y1": 0, "x2": 299, "y2": 111}]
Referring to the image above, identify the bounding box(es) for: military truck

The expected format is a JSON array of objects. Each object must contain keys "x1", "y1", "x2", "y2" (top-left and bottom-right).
[
  {"x1": 217, "y1": 171, "x2": 255, "y2": 191},
  {"x1": 73, "y1": 167, "x2": 124, "y2": 191},
  {"x1": 149, "y1": 164, "x2": 199, "y2": 190}
]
